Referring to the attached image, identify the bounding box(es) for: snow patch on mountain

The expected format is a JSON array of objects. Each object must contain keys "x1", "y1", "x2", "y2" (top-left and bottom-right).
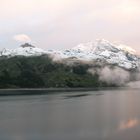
[
  {"x1": 61, "y1": 39, "x2": 139, "y2": 70},
  {"x1": 0, "y1": 43, "x2": 47, "y2": 57},
  {"x1": 117, "y1": 44, "x2": 136, "y2": 54}
]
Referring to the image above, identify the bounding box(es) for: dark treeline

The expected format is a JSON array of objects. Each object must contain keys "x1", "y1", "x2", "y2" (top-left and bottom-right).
[{"x1": 0, "y1": 55, "x2": 112, "y2": 88}]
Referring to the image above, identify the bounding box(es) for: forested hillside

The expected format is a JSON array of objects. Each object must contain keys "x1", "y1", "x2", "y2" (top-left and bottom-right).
[{"x1": 0, "y1": 55, "x2": 110, "y2": 88}]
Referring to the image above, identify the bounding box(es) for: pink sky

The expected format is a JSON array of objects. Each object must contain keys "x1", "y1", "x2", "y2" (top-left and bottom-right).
[{"x1": 0, "y1": 0, "x2": 140, "y2": 52}]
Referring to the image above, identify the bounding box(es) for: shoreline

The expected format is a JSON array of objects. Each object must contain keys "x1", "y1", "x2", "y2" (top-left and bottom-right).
[
  {"x1": 0, "y1": 87, "x2": 134, "y2": 96},
  {"x1": 0, "y1": 87, "x2": 123, "y2": 91}
]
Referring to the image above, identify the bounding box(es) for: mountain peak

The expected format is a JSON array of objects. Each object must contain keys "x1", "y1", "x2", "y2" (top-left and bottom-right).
[
  {"x1": 62, "y1": 39, "x2": 138, "y2": 69},
  {"x1": 72, "y1": 39, "x2": 119, "y2": 53},
  {"x1": 72, "y1": 39, "x2": 136, "y2": 55},
  {"x1": 95, "y1": 39, "x2": 112, "y2": 45},
  {"x1": 72, "y1": 42, "x2": 94, "y2": 52},
  {"x1": 20, "y1": 43, "x2": 35, "y2": 48},
  {"x1": 93, "y1": 39, "x2": 119, "y2": 53}
]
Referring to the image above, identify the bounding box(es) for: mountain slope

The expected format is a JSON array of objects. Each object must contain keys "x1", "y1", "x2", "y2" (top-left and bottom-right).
[
  {"x1": 60, "y1": 39, "x2": 139, "y2": 70},
  {"x1": 0, "y1": 40, "x2": 139, "y2": 70}
]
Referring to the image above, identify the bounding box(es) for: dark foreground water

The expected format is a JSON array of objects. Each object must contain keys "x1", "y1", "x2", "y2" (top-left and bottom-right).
[{"x1": 0, "y1": 89, "x2": 140, "y2": 140}]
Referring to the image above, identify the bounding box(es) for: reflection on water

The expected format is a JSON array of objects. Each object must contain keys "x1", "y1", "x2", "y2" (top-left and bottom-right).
[
  {"x1": 119, "y1": 118, "x2": 139, "y2": 130},
  {"x1": 64, "y1": 92, "x2": 104, "y2": 99},
  {"x1": 64, "y1": 93, "x2": 90, "y2": 98},
  {"x1": 0, "y1": 89, "x2": 140, "y2": 140}
]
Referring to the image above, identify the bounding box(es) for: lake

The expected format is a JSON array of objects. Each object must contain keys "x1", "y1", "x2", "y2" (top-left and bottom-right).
[{"x1": 0, "y1": 88, "x2": 140, "y2": 140}]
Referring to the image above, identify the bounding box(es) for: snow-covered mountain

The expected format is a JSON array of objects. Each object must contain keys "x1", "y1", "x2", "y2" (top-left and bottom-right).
[
  {"x1": 0, "y1": 43, "x2": 47, "y2": 57},
  {"x1": 62, "y1": 39, "x2": 139, "y2": 70},
  {"x1": 0, "y1": 40, "x2": 139, "y2": 70}
]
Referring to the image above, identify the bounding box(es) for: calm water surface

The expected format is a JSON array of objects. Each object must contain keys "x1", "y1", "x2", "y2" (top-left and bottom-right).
[{"x1": 0, "y1": 89, "x2": 140, "y2": 140}]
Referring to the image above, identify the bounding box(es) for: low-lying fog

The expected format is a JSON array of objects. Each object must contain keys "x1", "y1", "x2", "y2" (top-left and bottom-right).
[{"x1": 126, "y1": 81, "x2": 140, "y2": 88}]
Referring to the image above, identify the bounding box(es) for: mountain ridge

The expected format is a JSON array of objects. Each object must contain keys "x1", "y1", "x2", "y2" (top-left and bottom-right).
[{"x1": 0, "y1": 39, "x2": 139, "y2": 70}]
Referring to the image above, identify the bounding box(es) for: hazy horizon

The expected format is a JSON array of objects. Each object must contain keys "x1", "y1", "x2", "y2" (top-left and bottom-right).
[{"x1": 1, "y1": 0, "x2": 140, "y2": 52}]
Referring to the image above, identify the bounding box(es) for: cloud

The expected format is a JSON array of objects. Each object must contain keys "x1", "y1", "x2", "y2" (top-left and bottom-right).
[
  {"x1": 88, "y1": 66, "x2": 130, "y2": 86},
  {"x1": 13, "y1": 34, "x2": 31, "y2": 43},
  {"x1": 99, "y1": 66, "x2": 130, "y2": 86}
]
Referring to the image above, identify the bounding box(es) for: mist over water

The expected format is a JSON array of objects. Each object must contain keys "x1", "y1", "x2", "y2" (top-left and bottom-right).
[
  {"x1": 126, "y1": 81, "x2": 140, "y2": 88},
  {"x1": 88, "y1": 66, "x2": 131, "y2": 86}
]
